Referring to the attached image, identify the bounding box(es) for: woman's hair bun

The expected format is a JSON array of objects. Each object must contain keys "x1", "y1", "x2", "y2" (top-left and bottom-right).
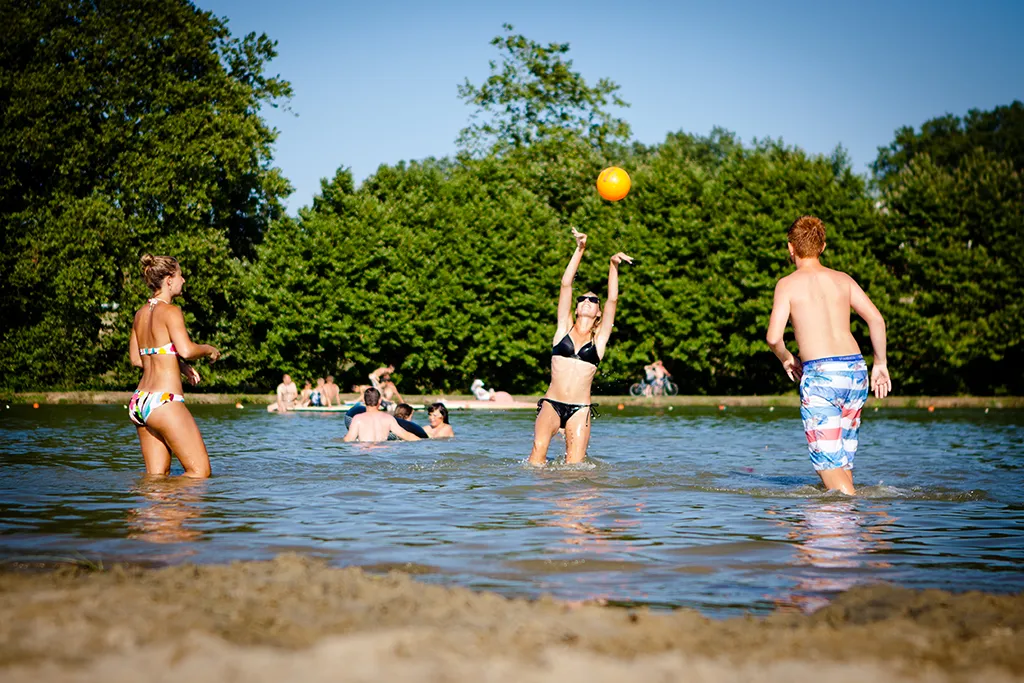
[{"x1": 140, "y1": 254, "x2": 155, "y2": 268}]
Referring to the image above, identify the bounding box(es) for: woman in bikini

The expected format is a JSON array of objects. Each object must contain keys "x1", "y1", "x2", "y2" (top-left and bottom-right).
[
  {"x1": 528, "y1": 228, "x2": 632, "y2": 466},
  {"x1": 128, "y1": 254, "x2": 220, "y2": 478}
]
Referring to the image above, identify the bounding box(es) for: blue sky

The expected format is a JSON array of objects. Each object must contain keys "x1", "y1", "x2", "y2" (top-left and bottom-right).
[{"x1": 200, "y1": 0, "x2": 1024, "y2": 213}]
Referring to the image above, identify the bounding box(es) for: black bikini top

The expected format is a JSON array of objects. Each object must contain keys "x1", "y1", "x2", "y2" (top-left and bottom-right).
[{"x1": 552, "y1": 333, "x2": 601, "y2": 366}]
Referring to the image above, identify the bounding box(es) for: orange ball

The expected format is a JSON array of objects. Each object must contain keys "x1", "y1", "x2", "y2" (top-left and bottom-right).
[
  {"x1": 32, "y1": 403, "x2": 40, "y2": 409},
  {"x1": 597, "y1": 166, "x2": 631, "y2": 201}
]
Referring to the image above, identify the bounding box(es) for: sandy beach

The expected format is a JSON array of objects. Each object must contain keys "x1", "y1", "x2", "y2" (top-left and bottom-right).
[{"x1": 1, "y1": 555, "x2": 1022, "y2": 682}]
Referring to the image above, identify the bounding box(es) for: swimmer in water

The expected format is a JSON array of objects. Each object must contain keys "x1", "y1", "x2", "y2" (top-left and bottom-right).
[
  {"x1": 766, "y1": 216, "x2": 891, "y2": 495},
  {"x1": 343, "y1": 388, "x2": 420, "y2": 442},
  {"x1": 528, "y1": 227, "x2": 632, "y2": 466},
  {"x1": 128, "y1": 254, "x2": 220, "y2": 478},
  {"x1": 423, "y1": 402, "x2": 454, "y2": 438}
]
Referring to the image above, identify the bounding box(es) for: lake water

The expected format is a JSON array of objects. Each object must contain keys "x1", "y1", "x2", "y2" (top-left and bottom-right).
[{"x1": 1, "y1": 404, "x2": 1022, "y2": 617}]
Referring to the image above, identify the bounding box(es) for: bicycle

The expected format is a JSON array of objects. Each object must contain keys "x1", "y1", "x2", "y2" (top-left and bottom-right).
[{"x1": 629, "y1": 377, "x2": 679, "y2": 397}]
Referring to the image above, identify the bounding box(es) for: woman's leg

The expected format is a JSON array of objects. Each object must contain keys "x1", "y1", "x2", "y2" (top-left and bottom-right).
[
  {"x1": 137, "y1": 426, "x2": 173, "y2": 475},
  {"x1": 564, "y1": 407, "x2": 592, "y2": 464},
  {"x1": 145, "y1": 402, "x2": 212, "y2": 478},
  {"x1": 528, "y1": 402, "x2": 562, "y2": 466}
]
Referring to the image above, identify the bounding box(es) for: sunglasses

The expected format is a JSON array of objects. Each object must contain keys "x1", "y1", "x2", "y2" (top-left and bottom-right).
[{"x1": 577, "y1": 295, "x2": 600, "y2": 304}]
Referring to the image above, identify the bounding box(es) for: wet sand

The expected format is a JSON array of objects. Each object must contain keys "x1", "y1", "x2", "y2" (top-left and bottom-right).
[{"x1": 2, "y1": 555, "x2": 1022, "y2": 682}]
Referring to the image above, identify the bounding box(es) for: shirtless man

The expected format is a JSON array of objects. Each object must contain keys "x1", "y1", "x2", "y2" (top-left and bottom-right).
[
  {"x1": 343, "y1": 388, "x2": 420, "y2": 442},
  {"x1": 270, "y1": 374, "x2": 298, "y2": 413},
  {"x1": 369, "y1": 365, "x2": 404, "y2": 404},
  {"x1": 322, "y1": 375, "x2": 340, "y2": 407},
  {"x1": 766, "y1": 216, "x2": 892, "y2": 495}
]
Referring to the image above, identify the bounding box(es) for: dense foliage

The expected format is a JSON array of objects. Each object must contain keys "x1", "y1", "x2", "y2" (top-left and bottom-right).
[
  {"x1": 1, "y1": 10, "x2": 1020, "y2": 395},
  {"x1": 0, "y1": 0, "x2": 291, "y2": 389}
]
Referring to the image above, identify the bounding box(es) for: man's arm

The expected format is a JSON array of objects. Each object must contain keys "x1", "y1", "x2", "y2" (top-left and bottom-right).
[
  {"x1": 850, "y1": 278, "x2": 891, "y2": 398},
  {"x1": 343, "y1": 417, "x2": 359, "y2": 442},
  {"x1": 389, "y1": 417, "x2": 421, "y2": 441},
  {"x1": 766, "y1": 280, "x2": 802, "y2": 382}
]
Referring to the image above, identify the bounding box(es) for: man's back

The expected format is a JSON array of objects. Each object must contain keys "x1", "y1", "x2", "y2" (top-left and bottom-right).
[
  {"x1": 778, "y1": 265, "x2": 860, "y2": 362},
  {"x1": 347, "y1": 411, "x2": 398, "y2": 442}
]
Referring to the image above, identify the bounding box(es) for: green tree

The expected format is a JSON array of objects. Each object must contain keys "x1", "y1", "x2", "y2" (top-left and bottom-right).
[
  {"x1": 0, "y1": 0, "x2": 291, "y2": 390},
  {"x1": 873, "y1": 151, "x2": 1023, "y2": 394},
  {"x1": 456, "y1": 23, "x2": 631, "y2": 156},
  {"x1": 873, "y1": 101, "x2": 1024, "y2": 183}
]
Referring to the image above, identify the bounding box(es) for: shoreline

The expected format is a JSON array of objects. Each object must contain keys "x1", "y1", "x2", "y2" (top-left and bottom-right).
[
  {"x1": 1, "y1": 555, "x2": 1022, "y2": 682},
  {"x1": 4, "y1": 390, "x2": 1023, "y2": 409}
]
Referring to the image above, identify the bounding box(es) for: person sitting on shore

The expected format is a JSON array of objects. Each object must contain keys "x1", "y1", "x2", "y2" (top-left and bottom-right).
[
  {"x1": 470, "y1": 379, "x2": 514, "y2": 403},
  {"x1": 369, "y1": 365, "x2": 404, "y2": 404},
  {"x1": 423, "y1": 402, "x2": 455, "y2": 438},
  {"x1": 310, "y1": 378, "x2": 325, "y2": 407},
  {"x1": 343, "y1": 388, "x2": 420, "y2": 442},
  {"x1": 267, "y1": 373, "x2": 298, "y2": 413},
  {"x1": 322, "y1": 375, "x2": 340, "y2": 407},
  {"x1": 299, "y1": 381, "x2": 313, "y2": 407}
]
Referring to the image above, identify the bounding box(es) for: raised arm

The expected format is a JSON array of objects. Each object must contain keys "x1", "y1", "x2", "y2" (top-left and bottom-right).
[
  {"x1": 556, "y1": 228, "x2": 588, "y2": 334},
  {"x1": 850, "y1": 278, "x2": 891, "y2": 398},
  {"x1": 595, "y1": 252, "x2": 633, "y2": 353},
  {"x1": 766, "y1": 280, "x2": 801, "y2": 382},
  {"x1": 166, "y1": 306, "x2": 220, "y2": 362}
]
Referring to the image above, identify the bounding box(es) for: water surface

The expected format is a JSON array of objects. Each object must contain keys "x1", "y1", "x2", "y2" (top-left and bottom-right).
[{"x1": 1, "y1": 404, "x2": 1022, "y2": 617}]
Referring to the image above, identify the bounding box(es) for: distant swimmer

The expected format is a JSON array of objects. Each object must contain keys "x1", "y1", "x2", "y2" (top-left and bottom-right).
[
  {"x1": 322, "y1": 375, "x2": 341, "y2": 407},
  {"x1": 766, "y1": 216, "x2": 892, "y2": 495},
  {"x1": 528, "y1": 227, "x2": 632, "y2": 465},
  {"x1": 128, "y1": 254, "x2": 220, "y2": 478},
  {"x1": 423, "y1": 402, "x2": 455, "y2": 438},
  {"x1": 267, "y1": 373, "x2": 298, "y2": 412},
  {"x1": 343, "y1": 388, "x2": 421, "y2": 442}
]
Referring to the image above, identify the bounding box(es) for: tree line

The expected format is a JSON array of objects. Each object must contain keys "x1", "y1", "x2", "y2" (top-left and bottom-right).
[{"x1": 1, "y1": 6, "x2": 1020, "y2": 396}]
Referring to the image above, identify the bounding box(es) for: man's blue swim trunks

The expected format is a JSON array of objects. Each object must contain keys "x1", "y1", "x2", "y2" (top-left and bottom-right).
[{"x1": 799, "y1": 354, "x2": 869, "y2": 471}]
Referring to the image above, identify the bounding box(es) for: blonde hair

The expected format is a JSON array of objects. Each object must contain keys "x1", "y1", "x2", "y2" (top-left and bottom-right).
[
  {"x1": 140, "y1": 254, "x2": 179, "y2": 292},
  {"x1": 787, "y1": 216, "x2": 826, "y2": 258}
]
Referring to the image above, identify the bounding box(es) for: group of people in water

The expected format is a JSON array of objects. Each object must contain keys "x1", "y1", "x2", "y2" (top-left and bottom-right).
[{"x1": 128, "y1": 215, "x2": 890, "y2": 495}]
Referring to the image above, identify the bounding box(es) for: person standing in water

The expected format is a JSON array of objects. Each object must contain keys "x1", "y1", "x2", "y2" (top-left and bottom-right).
[
  {"x1": 128, "y1": 254, "x2": 220, "y2": 478},
  {"x1": 528, "y1": 227, "x2": 633, "y2": 466},
  {"x1": 343, "y1": 388, "x2": 420, "y2": 442},
  {"x1": 766, "y1": 216, "x2": 892, "y2": 495}
]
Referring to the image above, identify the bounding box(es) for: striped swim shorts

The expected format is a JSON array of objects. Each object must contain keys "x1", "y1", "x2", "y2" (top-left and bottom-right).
[{"x1": 799, "y1": 354, "x2": 869, "y2": 471}]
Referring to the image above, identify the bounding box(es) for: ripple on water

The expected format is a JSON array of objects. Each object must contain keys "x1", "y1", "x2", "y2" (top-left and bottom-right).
[{"x1": 0, "y1": 405, "x2": 1022, "y2": 616}]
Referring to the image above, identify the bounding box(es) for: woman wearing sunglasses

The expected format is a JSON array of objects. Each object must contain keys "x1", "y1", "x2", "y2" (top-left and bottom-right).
[{"x1": 528, "y1": 227, "x2": 633, "y2": 465}]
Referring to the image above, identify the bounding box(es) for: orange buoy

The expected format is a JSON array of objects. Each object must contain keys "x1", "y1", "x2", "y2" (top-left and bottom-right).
[
  {"x1": 718, "y1": 405, "x2": 726, "y2": 411},
  {"x1": 927, "y1": 405, "x2": 935, "y2": 412},
  {"x1": 617, "y1": 403, "x2": 625, "y2": 410},
  {"x1": 597, "y1": 166, "x2": 631, "y2": 201},
  {"x1": 32, "y1": 402, "x2": 40, "y2": 409}
]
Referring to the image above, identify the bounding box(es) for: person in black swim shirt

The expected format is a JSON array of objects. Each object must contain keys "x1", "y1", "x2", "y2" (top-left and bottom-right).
[{"x1": 528, "y1": 227, "x2": 633, "y2": 466}]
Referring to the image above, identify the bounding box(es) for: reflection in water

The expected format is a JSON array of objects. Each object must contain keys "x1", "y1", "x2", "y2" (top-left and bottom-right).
[
  {"x1": 770, "y1": 499, "x2": 895, "y2": 613},
  {"x1": 126, "y1": 476, "x2": 207, "y2": 550},
  {"x1": 535, "y1": 486, "x2": 647, "y2": 604}
]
